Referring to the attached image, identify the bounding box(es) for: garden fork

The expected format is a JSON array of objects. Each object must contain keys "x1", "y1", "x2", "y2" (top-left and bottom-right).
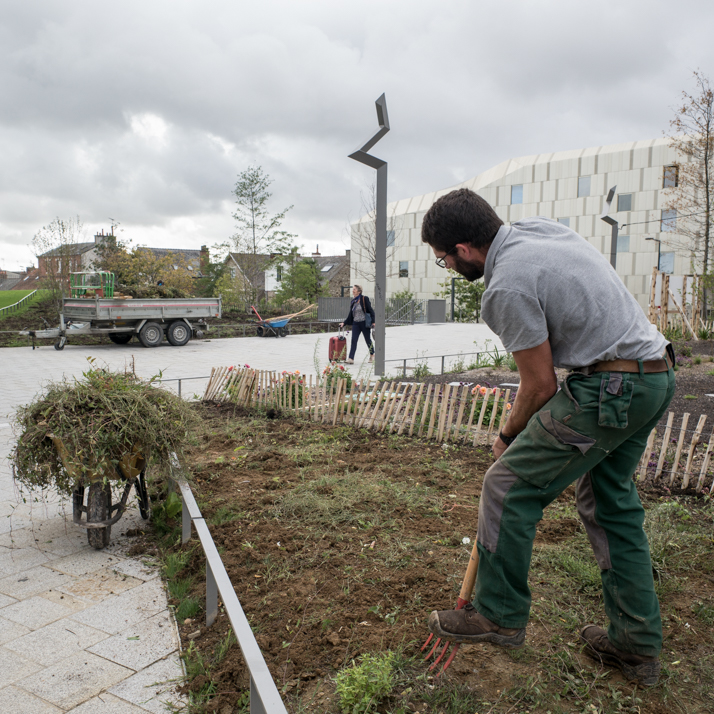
[{"x1": 421, "y1": 537, "x2": 479, "y2": 676}]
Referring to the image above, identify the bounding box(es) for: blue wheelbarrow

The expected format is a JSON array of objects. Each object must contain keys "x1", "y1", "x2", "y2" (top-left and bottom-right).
[{"x1": 251, "y1": 303, "x2": 316, "y2": 337}]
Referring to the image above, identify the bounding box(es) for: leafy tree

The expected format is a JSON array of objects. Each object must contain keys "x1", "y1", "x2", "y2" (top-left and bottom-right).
[
  {"x1": 230, "y1": 166, "x2": 297, "y2": 305},
  {"x1": 274, "y1": 258, "x2": 328, "y2": 306},
  {"x1": 663, "y1": 70, "x2": 714, "y2": 316},
  {"x1": 93, "y1": 237, "x2": 194, "y2": 294},
  {"x1": 435, "y1": 270, "x2": 485, "y2": 322},
  {"x1": 31, "y1": 216, "x2": 84, "y2": 310}
]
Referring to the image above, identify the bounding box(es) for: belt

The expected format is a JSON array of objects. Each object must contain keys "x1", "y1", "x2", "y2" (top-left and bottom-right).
[{"x1": 571, "y1": 354, "x2": 673, "y2": 376}]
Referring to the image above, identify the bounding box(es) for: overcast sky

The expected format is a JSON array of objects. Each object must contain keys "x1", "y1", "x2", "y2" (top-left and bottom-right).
[{"x1": 1, "y1": 0, "x2": 713, "y2": 271}]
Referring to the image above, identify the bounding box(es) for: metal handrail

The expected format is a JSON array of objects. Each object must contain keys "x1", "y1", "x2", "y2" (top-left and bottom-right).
[
  {"x1": 173, "y1": 474, "x2": 288, "y2": 714},
  {"x1": 0, "y1": 290, "x2": 38, "y2": 318}
]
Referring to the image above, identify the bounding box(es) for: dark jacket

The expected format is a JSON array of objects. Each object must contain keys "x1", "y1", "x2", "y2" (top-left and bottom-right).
[{"x1": 343, "y1": 294, "x2": 376, "y2": 326}]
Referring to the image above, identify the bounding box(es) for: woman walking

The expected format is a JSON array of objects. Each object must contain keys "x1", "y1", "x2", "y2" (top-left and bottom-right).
[{"x1": 340, "y1": 285, "x2": 375, "y2": 363}]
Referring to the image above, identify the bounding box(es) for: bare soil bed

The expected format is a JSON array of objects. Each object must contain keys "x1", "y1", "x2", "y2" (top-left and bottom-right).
[{"x1": 136, "y1": 402, "x2": 714, "y2": 714}]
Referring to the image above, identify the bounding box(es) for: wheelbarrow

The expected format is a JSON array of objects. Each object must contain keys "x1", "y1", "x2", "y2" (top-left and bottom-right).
[
  {"x1": 251, "y1": 305, "x2": 291, "y2": 337},
  {"x1": 50, "y1": 436, "x2": 150, "y2": 550}
]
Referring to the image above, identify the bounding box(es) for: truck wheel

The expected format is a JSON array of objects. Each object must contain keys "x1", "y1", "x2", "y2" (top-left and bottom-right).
[
  {"x1": 54, "y1": 337, "x2": 66, "y2": 350},
  {"x1": 87, "y1": 482, "x2": 112, "y2": 550},
  {"x1": 139, "y1": 322, "x2": 163, "y2": 348},
  {"x1": 109, "y1": 333, "x2": 132, "y2": 345},
  {"x1": 167, "y1": 321, "x2": 191, "y2": 346}
]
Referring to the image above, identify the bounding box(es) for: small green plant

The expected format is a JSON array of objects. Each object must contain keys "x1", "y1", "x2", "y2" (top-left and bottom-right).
[
  {"x1": 684, "y1": 394, "x2": 698, "y2": 400},
  {"x1": 489, "y1": 346, "x2": 510, "y2": 368},
  {"x1": 694, "y1": 355, "x2": 702, "y2": 364},
  {"x1": 707, "y1": 368, "x2": 714, "y2": 376},
  {"x1": 507, "y1": 352, "x2": 518, "y2": 371},
  {"x1": 176, "y1": 597, "x2": 201, "y2": 621},
  {"x1": 335, "y1": 651, "x2": 396, "y2": 713},
  {"x1": 412, "y1": 360, "x2": 432, "y2": 379},
  {"x1": 698, "y1": 325, "x2": 713, "y2": 339}
]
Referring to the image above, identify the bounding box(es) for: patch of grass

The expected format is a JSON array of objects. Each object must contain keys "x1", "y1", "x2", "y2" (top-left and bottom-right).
[
  {"x1": 163, "y1": 550, "x2": 191, "y2": 579},
  {"x1": 210, "y1": 505, "x2": 241, "y2": 525},
  {"x1": 176, "y1": 597, "x2": 201, "y2": 621},
  {"x1": 335, "y1": 651, "x2": 396, "y2": 714}
]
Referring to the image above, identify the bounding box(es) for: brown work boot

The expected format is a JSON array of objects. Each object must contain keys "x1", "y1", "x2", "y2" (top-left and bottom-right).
[
  {"x1": 428, "y1": 604, "x2": 525, "y2": 647},
  {"x1": 580, "y1": 625, "x2": 660, "y2": 687}
]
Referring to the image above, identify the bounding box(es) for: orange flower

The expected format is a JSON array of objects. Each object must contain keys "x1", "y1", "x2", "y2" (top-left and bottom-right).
[
  {"x1": 479, "y1": 386, "x2": 487, "y2": 395},
  {"x1": 471, "y1": 386, "x2": 478, "y2": 395},
  {"x1": 506, "y1": 403, "x2": 512, "y2": 410}
]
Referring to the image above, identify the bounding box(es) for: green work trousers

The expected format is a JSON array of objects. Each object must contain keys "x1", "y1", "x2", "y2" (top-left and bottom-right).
[{"x1": 473, "y1": 368, "x2": 675, "y2": 657}]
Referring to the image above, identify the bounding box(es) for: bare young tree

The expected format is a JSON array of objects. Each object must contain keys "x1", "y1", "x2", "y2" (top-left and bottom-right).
[
  {"x1": 349, "y1": 182, "x2": 400, "y2": 282},
  {"x1": 31, "y1": 216, "x2": 84, "y2": 310},
  {"x1": 663, "y1": 70, "x2": 714, "y2": 315},
  {"x1": 229, "y1": 166, "x2": 297, "y2": 308}
]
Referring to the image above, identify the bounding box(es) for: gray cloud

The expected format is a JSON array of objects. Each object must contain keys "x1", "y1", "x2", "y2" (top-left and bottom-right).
[{"x1": 1, "y1": 0, "x2": 714, "y2": 269}]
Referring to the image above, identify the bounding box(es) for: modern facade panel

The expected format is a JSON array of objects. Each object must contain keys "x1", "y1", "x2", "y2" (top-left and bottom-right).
[{"x1": 350, "y1": 137, "x2": 693, "y2": 311}]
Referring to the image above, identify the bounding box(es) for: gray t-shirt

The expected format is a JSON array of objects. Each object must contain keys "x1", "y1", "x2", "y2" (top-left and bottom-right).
[{"x1": 481, "y1": 217, "x2": 666, "y2": 370}]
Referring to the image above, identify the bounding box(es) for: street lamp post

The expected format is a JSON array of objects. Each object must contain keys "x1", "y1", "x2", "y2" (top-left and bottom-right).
[
  {"x1": 645, "y1": 236, "x2": 661, "y2": 270},
  {"x1": 348, "y1": 94, "x2": 390, "y2": 376}
]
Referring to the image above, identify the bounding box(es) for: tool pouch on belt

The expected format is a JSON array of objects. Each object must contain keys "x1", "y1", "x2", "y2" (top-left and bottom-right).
[{"x1": 598, "y1": 373, "x2": 634, "y2": 429}]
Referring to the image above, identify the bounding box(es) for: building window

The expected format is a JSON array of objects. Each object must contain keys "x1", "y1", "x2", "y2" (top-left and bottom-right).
[
  {"x1": 557, "y1": 217, "x2": 570, "y2": 227},
  {"x1": 663, "y1": 165, "x2": 678, "y2": 188},
  {"x1": 578, "y1": 176, "x2": 591, "y2": 197},
  {"x1": 276, "y1": 265, "x2": 282, "y2": 282},
  {"x1": 511, "y1": 185, "x2": 523, "y2": 204},
  {"x1": 387, "y1": 230, "x2": 395, "y2": 247},
  {"x1": 661, "y1": 209, "x2": 677, "y2": 232},
  {"x1": 616, "y1": 235, "x2": 630, "y2": 253},
  {"x1": 321, "y1": 264, "x2": 333, "y2": 273},
  {"x1": 659, "y1": 252, "x2": 675, "y2": 274},
  {"x1": 399, "y1": 261, "x2": 409, "y2": 278},
  {"x1": 617, "y1": 194, "x2": 632, "y2": 212},
  {"x1": 229, "y1": 267, "x2": 236, "y2": 279}
]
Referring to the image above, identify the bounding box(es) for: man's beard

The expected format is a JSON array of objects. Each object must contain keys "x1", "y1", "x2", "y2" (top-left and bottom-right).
[{"x1": 452, "y1": 254, "x2": 484, "y2": 282}]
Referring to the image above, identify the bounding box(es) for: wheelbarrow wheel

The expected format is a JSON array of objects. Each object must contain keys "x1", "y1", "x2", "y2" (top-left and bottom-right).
[
  {"x1": 136, "y1": 471, "x2": 150, "y2": 520},
  {"x1": 87, "y1": 482, "x2": 112, "y2": 549},
  {"x1": 256, "y1": 325, "x2": 265, "y2": 337}
]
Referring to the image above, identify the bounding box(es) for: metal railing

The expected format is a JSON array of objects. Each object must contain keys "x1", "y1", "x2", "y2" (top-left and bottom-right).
[
  {"x1": 172, "y1": 474, "x2": 288, "y2": 714},
  {"x1": 385, "y1": 350, "x2": 514, "y2": 377},
  {"x1": 385, "y1": 298, "x2": 427, "y2": 325},
  {"x1": 0, "y1": 290, "x2": 38, "y2": 318}
]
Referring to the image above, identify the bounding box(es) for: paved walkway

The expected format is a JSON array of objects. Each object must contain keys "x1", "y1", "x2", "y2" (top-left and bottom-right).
[{"x1": 0, "y1": 323, "x2": 500, "y2": 712}]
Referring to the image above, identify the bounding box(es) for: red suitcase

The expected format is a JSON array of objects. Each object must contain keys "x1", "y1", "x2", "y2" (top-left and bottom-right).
[{"x1": 329, "y1": 329, "x2": 347, "y2": 362}]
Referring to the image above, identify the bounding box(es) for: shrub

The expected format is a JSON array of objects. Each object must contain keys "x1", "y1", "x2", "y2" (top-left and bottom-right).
[
  {"x1": 323, "y1": 362, "x2": 352, "y2": 393},
  {"x1": 335, "y1": 651, "x2": 396, "y2": 713}
]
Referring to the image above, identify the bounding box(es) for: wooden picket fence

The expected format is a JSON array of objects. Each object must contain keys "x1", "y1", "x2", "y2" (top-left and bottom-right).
[
  {"x1": 203, "y1": 367, "x2": 714, "y2": 492},
  {"x1": 203, "y1": 366, "x2": 513, "y2": 446},
  {"x1": 636, "y1": 412, "x2": 714, "y2": 492}
]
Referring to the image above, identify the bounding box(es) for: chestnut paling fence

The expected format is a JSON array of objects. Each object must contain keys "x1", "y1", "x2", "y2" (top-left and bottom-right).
[
  {"x1": 203, "y1": 366, "x2": 514, "y2": 445},
  {"x1": 203, "y1": 366, "x2": 714, "y2": 492}
]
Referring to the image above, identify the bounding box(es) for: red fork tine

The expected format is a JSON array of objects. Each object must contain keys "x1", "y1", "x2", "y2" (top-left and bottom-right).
[{"x1": 420, "y1": 538, "x2": 480, "y2": 675}]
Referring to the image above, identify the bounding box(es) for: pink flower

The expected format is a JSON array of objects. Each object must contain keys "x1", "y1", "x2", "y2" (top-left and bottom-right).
[
  {"x1": 228, "y1": 366, "x2": 234, "y2": 372},
  {"x1": 480, "y1": 387, "x2": 487, "y2": 395},
  {"x1": 471, "y1": 386, "x2": 478, "y2": 396},
  {"x1": 492, "y1": 388, "x2": 497, "y2": 394}
]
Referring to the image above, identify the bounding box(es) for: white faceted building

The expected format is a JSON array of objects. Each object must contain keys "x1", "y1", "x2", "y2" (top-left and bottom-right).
[{"x1": 350, "y1": 138, "x2": 686, "y2": 312}]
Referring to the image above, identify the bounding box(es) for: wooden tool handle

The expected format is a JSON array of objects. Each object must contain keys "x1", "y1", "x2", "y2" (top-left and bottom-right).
[{"x1": 456, "y1": 538, "x2": 480, "y2": 607}]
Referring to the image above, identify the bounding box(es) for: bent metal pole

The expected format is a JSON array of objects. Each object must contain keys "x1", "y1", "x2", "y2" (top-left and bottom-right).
[{"x1": 348, "y1": 93, "x2": 390, "y2": 376}]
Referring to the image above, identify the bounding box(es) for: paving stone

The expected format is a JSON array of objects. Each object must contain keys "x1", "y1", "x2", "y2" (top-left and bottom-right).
[
  {"x1": 0, "y1": 614, "x2": 31, "y2": 645},
  {"x1": 0, "y1": 645, "x2": 43, "y2": 687},
  {"x1": 45, "y1": 549, "x2": 126, "y2": 577},
  {"x1": 0, "y1": 564, "x2": 73, "y2": 599},
  {"x1": 17, "y1": 651, "x2": 133, "y2": 710},
  {"x1": 39, "y1": 588, "x2": 91, "y2": 613},
  {"x1": 66, "y1": 692, "x2": 148, "y2": 713},
  {"x1": 5, "y1": 617, "x2": 109, "y2": 666},
  {"x1": 111, "y1": 557, "x2": 160, "y2": 582},
  {"x1": 0, "y1": 685, "x2": 62, "y2": 713},
  {"x1": 0, "y1": 591, "x2": 17, "y2": 609},
  {"x1": 70, "y1": 577, "x2": 168, "y2": 634},
  {"x1": 109, "y1": 653, "x2": 185, "y2": 713},
  {"x1": 0, "y1": 545, "x2": 50, "y2": 575},
  {"x1": 1, "y1": 593, "x2": 74, "y2": 630},
  {"x1": 58, "y1": 569, "x2": 144, "y2": 602},
  {"x1": 89, "y1": 611, "x2": 178, "y2": 671}
]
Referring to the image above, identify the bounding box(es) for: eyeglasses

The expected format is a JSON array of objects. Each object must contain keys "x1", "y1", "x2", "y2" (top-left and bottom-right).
[{"x1": 435, "y1": 246, "x2": 457, "y2": 269}]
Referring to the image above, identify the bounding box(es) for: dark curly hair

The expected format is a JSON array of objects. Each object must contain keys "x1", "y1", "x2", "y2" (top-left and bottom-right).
[{"x1": 421, "y1": 188, "x2": 503, "y2": 252}]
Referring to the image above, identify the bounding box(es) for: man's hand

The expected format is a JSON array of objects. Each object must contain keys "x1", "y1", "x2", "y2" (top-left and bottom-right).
[
  {"x1": 492, "y1": 435, "x2": 509, "y2": 460},
  {"x1": 490, "y1": 339, "x2": 558, "y2": 459}
]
